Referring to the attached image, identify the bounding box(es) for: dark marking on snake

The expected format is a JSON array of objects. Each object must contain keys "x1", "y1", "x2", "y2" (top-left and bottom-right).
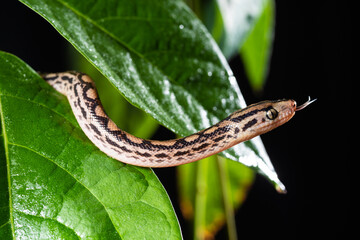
[
  {"x1": 61, "y1": 75, "x2": 73, "y2": 84},
  {"x1": 135, "y1": 151, "x2": 152, "y2": 157},
  {"x1": 242, "y1": 119, "x2": 258, "y2": 131},
  {"x1": 118, "y1": 146, "x2": 133, "y2": 153},
  {"x1": 192, "y1": 143, "x2": 210, "y2": 151},
  {"x1": 80, "y1": 105, "x2": 87, "y2": 119},
  {"x1": 105, "y1": 135, "x2": 133, "y2": 153},
  {"x1": 234, "y1": 127, "x2": 240, "y2": 134},
  {"x1": 213, "y1": 135, "x2": 226, "y2": 143},
  {"x1": 230, "y1": 107, "x2": 272, "y2": 123},
  {"x1": 106, "y1": 136, "x2": 121, "y2": 148},
  {"x1": 174, "y1": 150, "x2": 190, "y2": 156},
  {"x1": 43, "y1": 75, "x2": 58, "y2": 81},
  {"x1": 73, "y1": 83, "x2": 79, "y2": 97},
  {"x1": 89, "y1": 123, "x2": 101, "y2": 136},
  {"x1": 155, "y1": 153, "x2": 169, "y2": 158}
]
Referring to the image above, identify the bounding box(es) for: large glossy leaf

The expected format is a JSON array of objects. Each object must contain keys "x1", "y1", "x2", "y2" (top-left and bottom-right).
[
  {"x1": 19, "y1": 0, "x2": 285, "y2": 191},
  {"x1": 0, "y1": 51, "x2": 181, "y2": 239}
]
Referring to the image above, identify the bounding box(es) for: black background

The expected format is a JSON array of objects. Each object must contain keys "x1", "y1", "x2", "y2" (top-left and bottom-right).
[{"x1": 1, "y1": 1, "x2": 352, "y2": 239}]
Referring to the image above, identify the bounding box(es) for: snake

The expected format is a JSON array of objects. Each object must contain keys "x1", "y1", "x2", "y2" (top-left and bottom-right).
[{"x1": 41, "y1": 71, "x2": 315, "y2": 167}]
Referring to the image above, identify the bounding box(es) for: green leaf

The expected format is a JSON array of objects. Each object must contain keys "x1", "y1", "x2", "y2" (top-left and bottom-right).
[
  {"x1": 19, "y1": 0, "x2": 285, "y2": 191},
  {"x1": 208, "y1": 0, "x2": 270, "y2": 59},
  {"x1": 198, "y1": 0, "x2": 276, "y2": 91},
  {"x1": 241, "y1": 0, "x2": 275, "y2": 92},
  {"x1": 0, "y1": 51, "x2": 181, "y2": 239},
  {"x1": 178, "y1": 156, "x2": 254, "y2": 239}
]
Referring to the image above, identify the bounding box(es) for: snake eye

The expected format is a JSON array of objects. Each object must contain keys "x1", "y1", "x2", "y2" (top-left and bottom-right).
[{"x1": 266, "y1": 108, "x2": 278, "y2": 120}]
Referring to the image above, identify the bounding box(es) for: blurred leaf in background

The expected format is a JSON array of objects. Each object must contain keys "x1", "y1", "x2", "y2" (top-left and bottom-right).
[
  {"x1": 191, "y1": 0, "x2": 275, "y2": 92},
  {"x1": 240, "y1": 0, "x2": 275, "y2": 93}
]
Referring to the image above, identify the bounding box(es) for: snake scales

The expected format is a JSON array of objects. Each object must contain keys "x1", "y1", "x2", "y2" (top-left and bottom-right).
[{"x1": 42, "y1": 71, "x2": 314, "y2": 167}]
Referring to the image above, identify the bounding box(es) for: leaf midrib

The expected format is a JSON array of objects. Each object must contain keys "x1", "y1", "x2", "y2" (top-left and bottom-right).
[{"x1": 0, "y1": 95, "x2": 15, "y2": 237}]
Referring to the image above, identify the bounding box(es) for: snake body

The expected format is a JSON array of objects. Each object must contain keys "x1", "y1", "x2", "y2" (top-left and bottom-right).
[{"x1": 42, "y1": 71, "x2": 313, "y2": 167}]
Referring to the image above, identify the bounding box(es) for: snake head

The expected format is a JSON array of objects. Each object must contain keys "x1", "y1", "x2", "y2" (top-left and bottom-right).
[
  {"x1": 258, "y1": 99, "x2": 296, "y2": 133},
  {"x1": 241, "y1": 97, "x2": 316, "y2": 137},
  {"x1": 265, "y1": 99, "x2": 297, "y2": 129},
  {"x1": 227, "y1": 99, "x2": 298, "y2": 141}
]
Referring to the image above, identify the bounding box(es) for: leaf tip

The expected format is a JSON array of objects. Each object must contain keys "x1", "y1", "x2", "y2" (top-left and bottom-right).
[{"x1": 275, "y1": 184, "x2": 287, "y2": 194}]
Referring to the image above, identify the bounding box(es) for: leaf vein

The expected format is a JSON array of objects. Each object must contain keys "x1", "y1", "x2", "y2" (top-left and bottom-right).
[
  {"x1": 97, "y1": 16, "x2": 171, "y2": 23},
  {"x1": 0, "y1": 93, "x2": 78, "y2": 128},
  {"x1": 0, "y1": 221, "x2": 10, "y2": 230},
  {"x1": 14, "y1": 210, "x2": 81, "y2": 239}
]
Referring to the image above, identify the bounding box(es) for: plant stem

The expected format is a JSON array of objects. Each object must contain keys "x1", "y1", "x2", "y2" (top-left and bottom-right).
[
  {"x1": 217, "y1": 156, "x2": 238, "y2": 240},
  {"x1": 194, "y1": 158, "x2": 209, "y2": 240}
]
